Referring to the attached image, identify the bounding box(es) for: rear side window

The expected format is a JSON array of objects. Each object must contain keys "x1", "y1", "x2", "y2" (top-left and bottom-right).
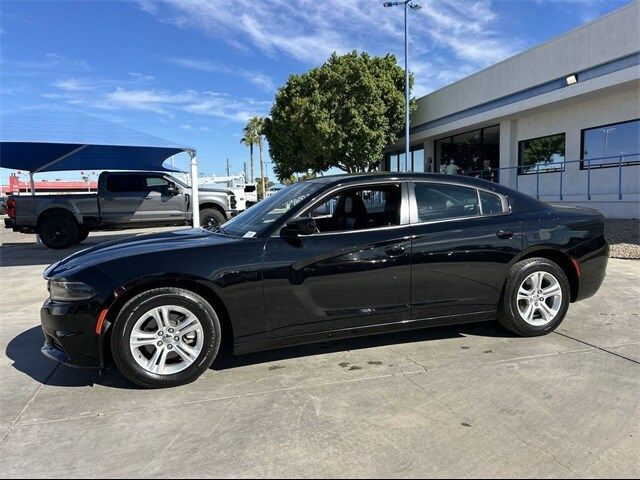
[
  {"x1": 414, "y1": 183, "x2": 479, "y2": 222},
  {"x1": 480, "y1": 191, "x2": 504, "y2": 215},
  {"x1": 106, "y1": 175, "x2": 146, "y2": 193}
]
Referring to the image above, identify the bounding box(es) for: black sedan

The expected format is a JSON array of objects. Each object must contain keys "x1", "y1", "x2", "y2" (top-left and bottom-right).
[{"x1": 40, "y1": 173, "x2": 608, "y2": 388}]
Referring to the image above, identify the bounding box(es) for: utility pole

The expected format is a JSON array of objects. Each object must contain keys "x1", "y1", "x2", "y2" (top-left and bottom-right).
[
  {"x1": 243, "y1": 162, "x2": 247, "y2": 183},
  {"x1": 383, "y1": 0, "x2": 421, "y2": 171},
  {"x1": 225, "y1": 158, "x2": 230, "y2": 187}
]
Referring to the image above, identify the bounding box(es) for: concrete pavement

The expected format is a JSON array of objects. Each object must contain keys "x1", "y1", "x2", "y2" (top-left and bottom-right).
[{"x1": 0, "y1": 226, "x2": 638, "y2": 478}]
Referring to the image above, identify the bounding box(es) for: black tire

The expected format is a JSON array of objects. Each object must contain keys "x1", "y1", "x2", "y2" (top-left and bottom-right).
[
  {"x1": 498, "y1": 257, "x2": 570, "y2": 336},
  {"x1": 38, "y1": 214, "x2": 79, "y2": 249},
  {"x1": 111, "y1": 287, "x2": 221, "y2": 389},
  {"x1": 75, "y1": 227, "x2": 90, "y2": 244},
  {"x1": 200, "y1": 208, "x2": 226, "y2": 230}
]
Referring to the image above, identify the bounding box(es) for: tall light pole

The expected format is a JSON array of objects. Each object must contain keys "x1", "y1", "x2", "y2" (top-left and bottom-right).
[{"x1": 383, "y1": 0, "x2": 421, "y2": 172}]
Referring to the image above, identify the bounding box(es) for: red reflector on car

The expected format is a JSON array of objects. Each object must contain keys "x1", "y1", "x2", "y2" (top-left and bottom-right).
[
  {"x1": 571, "y1": 258, "x2": 581, "y2": 278},
  {"x1": 95, "y1": 308, "x2": 109, "y2": 335}
]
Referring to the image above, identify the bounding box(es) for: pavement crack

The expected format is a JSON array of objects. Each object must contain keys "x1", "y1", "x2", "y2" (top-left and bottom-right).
[
  {"x1": 0, "y1": 362, "x2": 59, "y2": 444},
  {"x1": 514, "y1": 431, "x2": 577, "y2": 475},
  {"x1": 553, "y1": 331, "x2": 640, "y2": 365}
]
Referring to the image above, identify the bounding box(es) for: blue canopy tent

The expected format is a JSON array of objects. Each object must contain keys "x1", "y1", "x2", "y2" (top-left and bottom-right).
[{"x1": 0, "y1": 106, "x2": 202, "y2": 226}]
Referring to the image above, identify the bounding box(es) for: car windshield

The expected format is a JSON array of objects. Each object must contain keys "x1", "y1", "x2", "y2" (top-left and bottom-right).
[{"x1": 221, "y1": 181, "x2": 322, "y2": 237}]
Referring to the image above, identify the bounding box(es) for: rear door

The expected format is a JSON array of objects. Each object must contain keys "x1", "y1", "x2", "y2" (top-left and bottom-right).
[
  {"x1": 98, "y1": 173, "x2": 148, "y2": 225},
  {"x1": 409, "y1": 181, "x2": 522, "y2": 322}
]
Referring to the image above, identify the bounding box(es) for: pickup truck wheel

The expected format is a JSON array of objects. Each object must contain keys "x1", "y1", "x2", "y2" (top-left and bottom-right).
[
  {"x1": 200, "y1": 208, "x2": 225, "y2": 230},
  {"x1": 111, "y1": 287, "x2": 221, "y2": 388},
  {"x1": 76, "y1": 227, "x2": 90, "y2": 244},
  {"x1": 38, "y1": 215, "x2": 79, "y2": 249}
]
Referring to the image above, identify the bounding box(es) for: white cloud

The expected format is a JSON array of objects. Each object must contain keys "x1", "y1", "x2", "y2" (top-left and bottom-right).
[
  {"x1": 138, "y1": 0, "x2": 523, "y2": 95},
  {"x1": 54, "y1": 78, "x2": 94, "y2": 92},
  {"x1": 129, "y1": 72, "x2": 155, "y2": 82},
  {"x1": 48, "y1": 80, "x2": 270, "y2": 122},
  {"x1": 166, "y1": 57, "x2": 276, "y2": 91}
]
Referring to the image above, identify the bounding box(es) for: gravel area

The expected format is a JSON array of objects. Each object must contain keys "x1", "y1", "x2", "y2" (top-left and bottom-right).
[{"x1": 605, "y1": 218, "x2": 640, "y2": 259}]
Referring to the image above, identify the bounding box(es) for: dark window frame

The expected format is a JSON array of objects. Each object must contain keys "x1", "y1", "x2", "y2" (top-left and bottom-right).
[
  {"x1": 517, "y1": 132, "x2": 566, "y2": 176},
  {"x1": 385, "y1": 144, "x2": 425, "y2": 172},
  {"x1": 580, "y1": 118, "x2": 640, "y2": 170},
  {"x1": 433, "y1": 124, "x2": 500, "y2": 178}
]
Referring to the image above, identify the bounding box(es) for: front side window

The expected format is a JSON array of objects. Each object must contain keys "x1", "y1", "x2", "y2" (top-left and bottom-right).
[
  {"x1": 414, "y1": 183, "x2": 479, "y2": 222},
  {"x1": 581, "y1": 119, "x2": 640, "y2": 169},
  {"x1": 518, "y1": 133, "x2": 565, "y2": 174},
  {"x1": 145, "y1": 176, "x2": 170, "y2": 193},
  {"x1": 222, "y1": 181, "x2": 322, "y2": 237},
  {"x1": 302, "y1": 183, "x2": 402, "y2": 233}
]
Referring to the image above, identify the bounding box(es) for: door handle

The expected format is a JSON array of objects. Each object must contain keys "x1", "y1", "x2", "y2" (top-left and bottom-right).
[
  {"x1": 385, "y1": 245, "x2": 405, "y2": 257},
  {"x1": 497, "y1": 229, "x2": 514, "y2": 239}
]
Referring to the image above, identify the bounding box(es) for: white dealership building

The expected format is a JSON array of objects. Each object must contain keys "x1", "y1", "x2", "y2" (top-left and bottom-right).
[{"x1": 386, "y1": 1, "x2": 639, "y2": 218}]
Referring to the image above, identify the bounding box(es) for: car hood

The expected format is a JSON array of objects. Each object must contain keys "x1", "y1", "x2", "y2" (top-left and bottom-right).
[{"x1": 44, "y1": 228, "x2": 240, "y2": 278}]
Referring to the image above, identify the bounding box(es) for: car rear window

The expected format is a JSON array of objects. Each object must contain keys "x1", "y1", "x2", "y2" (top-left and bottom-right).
[
  {"x1": 480, "y1": 191, "x2": 504, "y2": 215},
  {"x1": 414, "y1": 183, "x2": 479, "y2": 222}
]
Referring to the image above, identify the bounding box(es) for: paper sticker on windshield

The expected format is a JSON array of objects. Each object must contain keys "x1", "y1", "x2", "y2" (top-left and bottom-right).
[{"x1": 243, "y1": 231, "x2": 256, "y2": 238}]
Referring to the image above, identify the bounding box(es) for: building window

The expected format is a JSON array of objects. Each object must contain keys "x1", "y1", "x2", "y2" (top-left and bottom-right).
[
  {"x1": 434, "y1": 125, "x2": 500, "y2": 182},
  {"x1": 385, "y1": 145, "x2": 424, "y2": 172},
  {"x1": 518, "y1": 133, "x2": 565, "y2": 175},
  {"x1": 581, "y1": 119, "x2": 640, "y2": 169}
]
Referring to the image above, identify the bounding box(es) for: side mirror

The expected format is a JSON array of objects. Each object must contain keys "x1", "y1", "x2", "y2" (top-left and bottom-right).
[
  {"x1": 281, "y1": 217, "x2": 318, "y2": 237},
  {"x1": 166, "y1": 183, "x2": 180, "y2": 196}
]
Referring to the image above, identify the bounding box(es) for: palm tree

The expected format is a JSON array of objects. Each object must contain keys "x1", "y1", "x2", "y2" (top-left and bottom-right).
[
  {"x1": 240, "y1": 129, "x2": 258, "y2": 188},
  {"x1": 242, "y1": 116, "x2": 266, "y2": 198}
]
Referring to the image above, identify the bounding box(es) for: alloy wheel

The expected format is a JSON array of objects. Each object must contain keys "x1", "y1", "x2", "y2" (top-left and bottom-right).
[
  {"x1": 516, "y1": 271, "x2": 563, "y2": 326},
  {"x1": 129, "y1": 305, "x2": 204, "y2": 375}
]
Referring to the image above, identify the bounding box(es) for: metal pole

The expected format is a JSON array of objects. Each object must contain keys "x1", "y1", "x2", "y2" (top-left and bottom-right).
[
  {"x1": 587, "y1": 158, "x2": 591, "y2": 201},
  {"x1": 190, "y1": 151, "x2": 200, "y2": 228},
  {"x1": 29, "y1": 172, "x2": 35, "y2": 196},
  {"x1": 404, "y1": 1, "x2": 410, "y2": 172},
  {"x1": 536, "y1": 164, "x2": 540, "y2": 199},
  {"x1": 618, "y1": 155, "x2": 623, "y2": 200}
]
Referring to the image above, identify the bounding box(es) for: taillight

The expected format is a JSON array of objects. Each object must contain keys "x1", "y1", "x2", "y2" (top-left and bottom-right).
[{"x1": 7, "y1": 199, "x2": 16, "y2": 219}]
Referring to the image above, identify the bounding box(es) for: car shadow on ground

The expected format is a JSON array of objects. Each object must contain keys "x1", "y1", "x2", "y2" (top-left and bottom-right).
[
  {"x1": 0, "y1": 232, "x2": 157, "y2": 267},
  {"x1": 7, "y1": 321, "x2": 513, "y2": 390}
]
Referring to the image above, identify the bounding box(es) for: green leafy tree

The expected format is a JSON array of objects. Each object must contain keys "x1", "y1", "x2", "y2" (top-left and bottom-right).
[{"x1": 264, "y1": 51, "x2": 413, "y2": 179}]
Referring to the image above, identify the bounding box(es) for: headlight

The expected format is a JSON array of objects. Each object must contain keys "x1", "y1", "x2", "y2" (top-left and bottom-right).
[{"x1": 48, "y1": 280, "x2": 97, "y2": 301}]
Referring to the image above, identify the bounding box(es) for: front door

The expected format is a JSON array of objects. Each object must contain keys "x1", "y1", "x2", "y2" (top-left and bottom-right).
[
  {"x1": 409, "y1": 181, "x2": 522, "y2": 321},
  {"x1": 262, "y1": 181, "x2": 412, "y2": 339}
]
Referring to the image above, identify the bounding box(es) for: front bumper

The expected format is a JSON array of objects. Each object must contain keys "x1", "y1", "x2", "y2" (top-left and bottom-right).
[{"x1": 40, "y1": 300, "x2": 103, "y2": 369}]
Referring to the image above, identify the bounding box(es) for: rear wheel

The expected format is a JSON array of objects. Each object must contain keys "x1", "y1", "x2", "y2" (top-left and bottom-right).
[
  {"x1": 38, "y1": 215, "x2": 78, "y2": 249},
  {"x1": 199, "y1": 208, "x2": 226, "y2": 230},
  {"x1": 498, "y1": 258, "x2": 570, "y2": 336},
  {"x1": 111, "y1": 287, "x2": 221, "y2": 388}
]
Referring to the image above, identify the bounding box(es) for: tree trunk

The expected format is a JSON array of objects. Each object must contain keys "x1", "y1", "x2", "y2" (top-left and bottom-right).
[
  {"x1": 259, "y1": 141, "x2": 266, "y2": 199},
  {"x1": 249, "y1": 144, "x2": 255, "y2": 186}
]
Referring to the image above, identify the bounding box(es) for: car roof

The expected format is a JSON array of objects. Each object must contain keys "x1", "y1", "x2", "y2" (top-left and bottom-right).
[{"x1": 310, "y1": 172, "x2": 498, "y2": 190}]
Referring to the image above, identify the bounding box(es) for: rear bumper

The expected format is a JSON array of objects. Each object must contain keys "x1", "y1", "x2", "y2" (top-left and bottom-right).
[
  {"x1": 40, "y1": 300, "x2": 103, "y2": 369},
  {"x1": 4, "y1": 217, "x2": 15, "y2": 229},
  {"x1": 572, "y1": 237, "x2": 609, "y2": 302}
]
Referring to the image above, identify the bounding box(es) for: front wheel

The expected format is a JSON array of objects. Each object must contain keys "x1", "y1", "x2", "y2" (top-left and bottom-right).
[
  {"x1": 111, "y1": 288, "x2": 221, "y2": 388},
  {"x1": 75, "y1": 227, "x2": 90, "y2": 244},
  {"x1": 199, "y1": 208, "x2": 226, "y2": 230},
  {"x1": 498, "y1": 258, "x2": 570, "y2": 336}
]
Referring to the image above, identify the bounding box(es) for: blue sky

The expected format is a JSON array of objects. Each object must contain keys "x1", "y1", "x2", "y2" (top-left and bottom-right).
[{"x1": 0, "y1": 0, "x2": 630, "y2": 182}]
